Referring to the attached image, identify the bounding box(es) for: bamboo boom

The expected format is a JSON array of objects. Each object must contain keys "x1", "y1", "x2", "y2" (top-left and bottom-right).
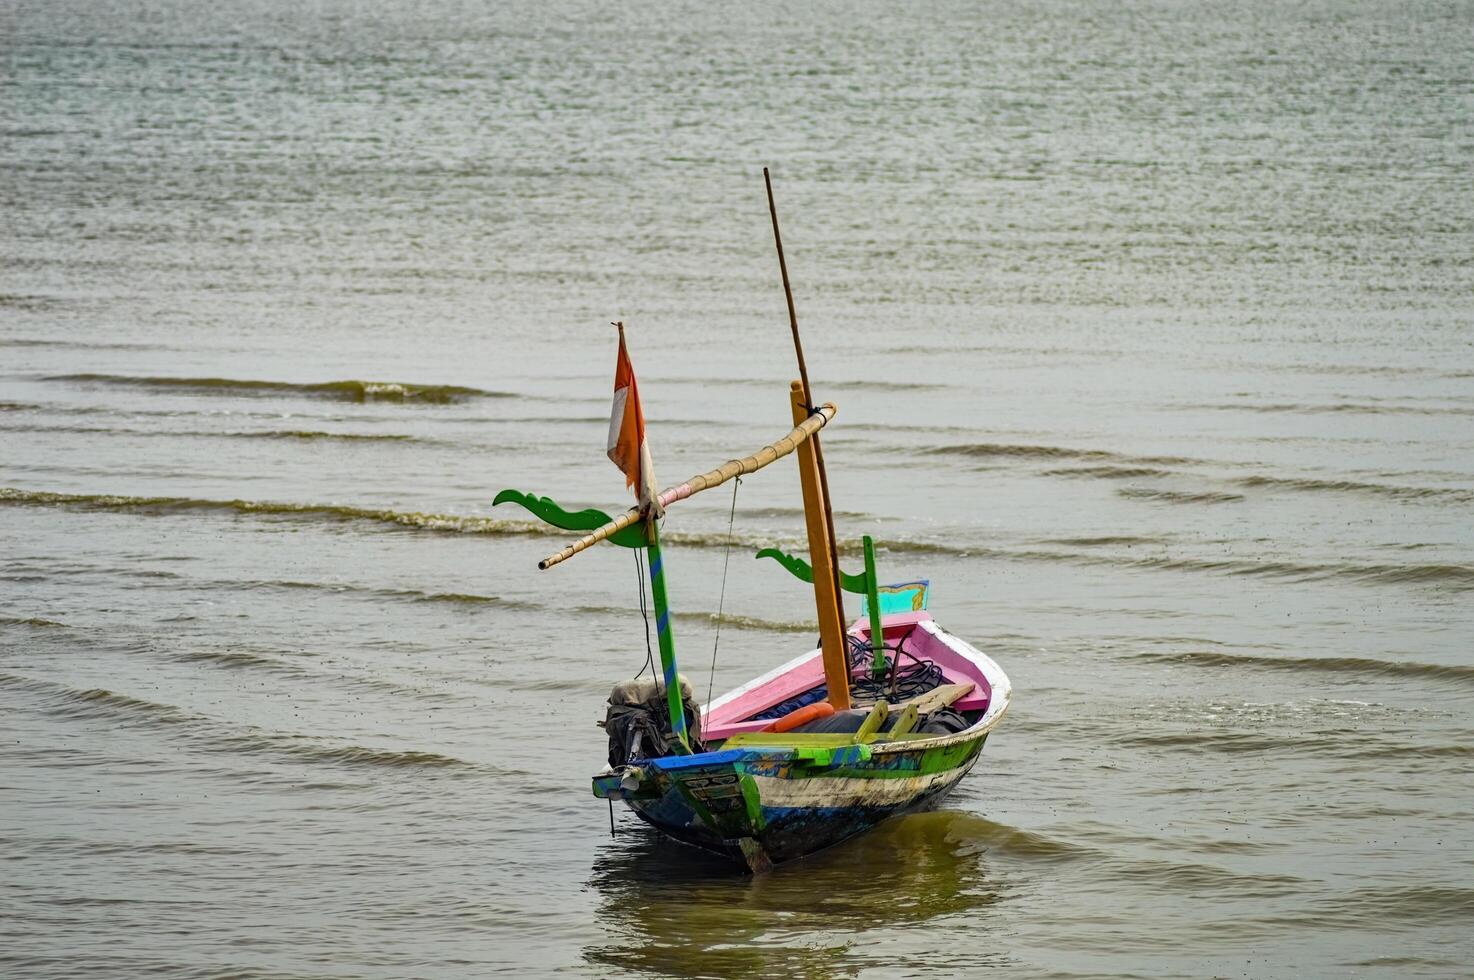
[{"x1": 538, "y1": 403, "x2": 838, "y2": 570}]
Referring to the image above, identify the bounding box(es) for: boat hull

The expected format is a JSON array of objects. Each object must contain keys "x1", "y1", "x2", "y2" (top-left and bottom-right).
[
  {"x1": 595, "y1": 615, "x2": 1011, "y2": 870},
  {"x1": 607, "y1": 731, "x2": 991, "y2": 869}
]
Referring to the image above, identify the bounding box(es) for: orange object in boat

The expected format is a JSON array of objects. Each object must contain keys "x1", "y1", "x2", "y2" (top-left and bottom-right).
[{"x1": 765, "y1": 700, "x2": 836, "y2": 733}]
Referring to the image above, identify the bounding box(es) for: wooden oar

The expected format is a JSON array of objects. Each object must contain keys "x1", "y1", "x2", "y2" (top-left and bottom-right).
[{"x1": 538, "y1": 402, "x2": 838, "y2": 570}]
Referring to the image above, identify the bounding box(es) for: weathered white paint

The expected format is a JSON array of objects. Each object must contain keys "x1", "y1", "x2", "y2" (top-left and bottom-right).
[{"x1": 750, "y1": 765, "x2": 970, "y2": 809}]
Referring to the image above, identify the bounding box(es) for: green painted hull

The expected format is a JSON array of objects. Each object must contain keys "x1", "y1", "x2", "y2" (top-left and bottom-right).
[{"x1": 596, "y1": 729, "x2": 991, "y2": 869}]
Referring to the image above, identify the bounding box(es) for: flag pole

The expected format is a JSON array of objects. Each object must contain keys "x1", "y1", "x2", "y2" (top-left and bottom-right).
[
  {"x1": 643, "y1": 517, "x2": 691, "y2": 753},
  {"x1": 611, "y1": 322, "x2": 690, "y2": 753}
]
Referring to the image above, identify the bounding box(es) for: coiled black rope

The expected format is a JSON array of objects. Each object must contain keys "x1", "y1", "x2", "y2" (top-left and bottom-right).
[{"x1": 845, "y1": 632, "x2": 943, "y2": 703}]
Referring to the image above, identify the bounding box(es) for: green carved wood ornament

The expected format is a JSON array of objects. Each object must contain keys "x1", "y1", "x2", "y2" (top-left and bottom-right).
[
  {"x1": 754, "y1": 547, "x2": 869, "y2": 593},
  {"x1": 492, "y1": 489, "x2": 647, "y2": 549}
]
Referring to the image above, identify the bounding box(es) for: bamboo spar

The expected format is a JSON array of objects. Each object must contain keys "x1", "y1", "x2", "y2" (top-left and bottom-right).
[{"x1": 537, "y1": 402, "x2": 838, "y2": 570}]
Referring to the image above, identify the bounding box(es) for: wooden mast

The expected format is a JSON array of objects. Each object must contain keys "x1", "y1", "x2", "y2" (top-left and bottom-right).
[
  {"x1": 765, "y1": 168, "x2": 850, "y2": 710},
  {"x1": 790, "y1": 382, "x2": 851, "y2": 710}
]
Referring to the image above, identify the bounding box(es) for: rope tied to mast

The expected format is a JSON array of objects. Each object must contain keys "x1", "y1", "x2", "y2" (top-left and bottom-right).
[
  {"x1": 632, "y1": 547, "x2": 657, "y2": 681},
  {"x1": 705, "y1": 476, "x2": 740, "y2": 713}
]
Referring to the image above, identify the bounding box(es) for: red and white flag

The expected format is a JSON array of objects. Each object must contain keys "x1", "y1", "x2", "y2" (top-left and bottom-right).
[{"x1": 607, "y1": 324, "x2": 663, "y2": 516}]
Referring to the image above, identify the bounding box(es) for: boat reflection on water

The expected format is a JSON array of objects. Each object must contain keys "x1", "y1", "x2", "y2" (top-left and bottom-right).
[{"x1": 584, "y1": 810, "x2": 1012, "y2": 978}]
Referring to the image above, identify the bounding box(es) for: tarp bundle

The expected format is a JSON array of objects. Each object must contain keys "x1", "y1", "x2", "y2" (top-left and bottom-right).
[{"x1": 605, "y1": 676, "x2": 703, "y2": 767}]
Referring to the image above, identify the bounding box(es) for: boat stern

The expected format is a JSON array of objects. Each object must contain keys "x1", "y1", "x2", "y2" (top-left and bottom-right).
[{"x1": 594, "y1": 743, "x2": 885, "y2": 870}]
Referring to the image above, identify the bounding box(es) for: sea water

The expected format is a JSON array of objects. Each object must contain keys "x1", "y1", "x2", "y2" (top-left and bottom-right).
[{"x1": 2, "y1": 0, "x2": 1472, "y2": 975}]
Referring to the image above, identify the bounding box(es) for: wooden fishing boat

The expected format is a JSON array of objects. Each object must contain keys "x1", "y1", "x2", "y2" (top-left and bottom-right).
[
  {"x1": 596, "y1": 611, "x2": 1011, "y2": 872},
  {"x1": 495, "y1": 172, "x2": 1011, "y2": 872}
]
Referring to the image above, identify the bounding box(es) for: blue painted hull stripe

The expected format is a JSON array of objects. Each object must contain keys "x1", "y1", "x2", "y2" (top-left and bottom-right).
[{"x1": 650, "y1": 749, "x2": 746, "y2": 771}]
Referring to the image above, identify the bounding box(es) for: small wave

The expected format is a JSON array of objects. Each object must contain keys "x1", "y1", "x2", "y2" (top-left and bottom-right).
[
  {"x1": 569, "y1": 603, "x2": 811, "y2": 634},
  {"x1": 678, "y1": 611, "x2": 814, "y2": 634},
  {"x1": 47, "y1": 373, "x2": 511, "y2": 404},
  {"x1": 1330, "y1": 561, "x2": 1474, "y2": 587},
  {"x1": 0, "y1": 295, "x2": 60, "y2": 311},
  {"x1": 1286, "y1": 885, "x2": 1474, "y2": 929},
  {"x1": 0, "y1": 400, "x2": 164, "y2": 418},
  {"x1": 0, "y1": 672, "x2": 477, "y2": 773},
  {"x1": 0, "y1": 422, "x2": 428, "y2": 443},
  {"x1": 1194, "y1": 400, "x2": 1474, "y2": 417},
  {"x1": 828, "y1": 378, "x2": 951, "y2": 393},
  {"x1": 1276, "y1": 361, "x2": 1466, "y2": 379},
  {"x1": 1041, "y1": 465, "x2": 1176, "y2": 479},
  {"x1": 0, "y1": 487, "x2": 545, "y2": 537},
  {"x1": 1134, "y1": 650, "x2": 1474, "y2": 687},
  {"x1": 212, "y1": 577, "x2": 809, "y2": 634},
  {"x1": 2, "y1": 336, "x2": 166, "y2": 350},
  {"x1": 1117, "y1": 487, "x2": 1246, "y2": 505},
  {"x1": 236, "y1": 579, "x2": 520, "y2": 614},
  {"x1": 1129, "y1": 554, "x2": 1474, "y2": 590},
  {"x1": 965, "y1": 820, "x2": 1087, "y2": 862},
  {"x1": 0, "y1": 616, "x2": 68, "y2": 628},
  {"x1": 285, "y1": 744, "x2": 469, "y2": 769},
  {"x1": 929, "y1": 442, "x2": 1106, "y2": 462},
  {"x1": 1233, "y1": 474, "x2": 1474, "y2": 503},
  {"x1": 1037, "y1": 535, "x2": 1168, "y2": 547},
  {"x1": 925, "y1": 442, "x2": 1193, "y2": 466},
  {"x1": 1097, "y1": 855, "x2": 1307, "y2": 896},
  {"x1": 250, "y1": 574, "x2": 812, "y2": 634},
  {"x1": 661, "y1": 526, "x2": 809, "y2": 552},
  {"x1": 672, "y1": 610, "x2": 813, "y2": 633},
  {"x1": 72, "y1": 839, "x2": 260, "y2": 858},
  {"x1": 716, "y1": 504, "x2": 876, "y2": 521},
  {"x1": 184, "y1": 640, "x2": 461, "y2": 703},
  {"x1": 1349, "y1": 742, "x2": 1474, "y2": 759},
  {"x1": 934, "y1": 815, "x2": 1296, "y2": 898},
  {"x1": 10, "y1": 487, "x2": 1468, "y2": 592},
  {"x1": 884, "y1": 538, "x2": 1474, "y2": 592},
  {"x1": 932, "y1": 441, "x2": 1474, "y2": 506},
  {"x1": 1110, "y1": 730, "x2": 1312, "y2": 755},
  {"x1": 1349, "y1": 957, "x2": 1468, "y2": 971},
  {"x1": 812, "y1": 534, "x2": 1474, "y2": 593},
  {"x1": 256, "y1": 429, "x2": 423, "y2": 442},
  {"x1": 175, "y1": 648, "x2": 297, "y2": 672},
  {"x1": 643, "y1": 374, "x2": 951, "y2": 393},
  {"x1": 1, "y1": 399, "x2": 417, "y2": 423},
  {"x1": 414, "y1": 590, "x2": 506, "y2": 606},
  {"x1": 53, "y1": 686, "x2": 196, "y2": 726}
]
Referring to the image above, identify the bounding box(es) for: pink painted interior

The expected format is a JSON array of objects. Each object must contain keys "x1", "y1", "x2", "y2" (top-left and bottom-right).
[
  {"x1": 701, "y1": 612, "x2": 993, "y2": 741},
  {"x1": 853, "y1": 617, "x2": 994, "y2": 713}
]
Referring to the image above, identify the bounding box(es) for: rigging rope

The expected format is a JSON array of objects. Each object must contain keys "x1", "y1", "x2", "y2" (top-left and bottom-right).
[
  {"x1": 705, "y1": 477, "x2": 741, "y2": 711},
  {"x1": 633, "y1": 547, "x2": 655, "y2": 681}
]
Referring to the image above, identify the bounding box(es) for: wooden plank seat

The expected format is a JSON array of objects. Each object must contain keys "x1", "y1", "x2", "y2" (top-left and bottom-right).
[
  {"x1": 720, "y1": 682, "x2": 975, "y2": 750},
  {"x1": 852, "y1": 681, "x2": 974, "y2": 715},
  {"x1": 719, "y1": 730, "x2": 932, "y2": 749}
]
